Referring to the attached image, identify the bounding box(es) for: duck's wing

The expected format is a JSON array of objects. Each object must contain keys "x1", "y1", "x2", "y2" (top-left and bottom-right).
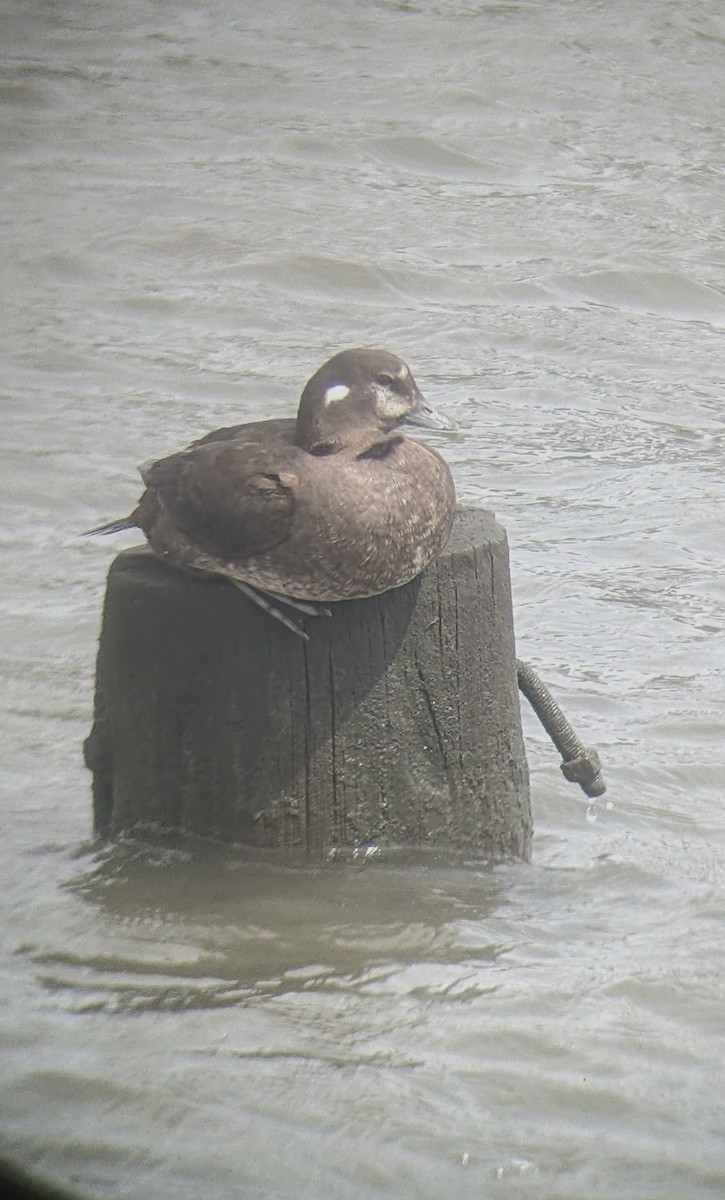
[{"x1": 141, "y1": 438, "x2": 298, "y2": 559}]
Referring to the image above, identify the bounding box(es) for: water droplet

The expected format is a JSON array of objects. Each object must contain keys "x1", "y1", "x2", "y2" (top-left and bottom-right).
[{"x1": 586, "y1": 804, "x2": 598, "y2": 823}]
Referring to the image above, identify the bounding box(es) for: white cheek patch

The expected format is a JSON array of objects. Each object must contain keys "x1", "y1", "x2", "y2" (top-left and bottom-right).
[
  {"x1": 377, "y1": 388, "x2": 409, "y2": 419},
  {"x1": 323, "y1": 383, "x2": 351, "y2": 405}
]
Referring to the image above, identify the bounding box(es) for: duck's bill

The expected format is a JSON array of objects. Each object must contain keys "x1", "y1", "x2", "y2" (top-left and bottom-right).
[{"x1": 403, "y1": 391, "x2": 458, "y2": 432}]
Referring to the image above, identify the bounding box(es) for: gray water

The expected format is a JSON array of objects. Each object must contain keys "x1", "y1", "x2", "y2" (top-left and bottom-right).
[{"x1": 2, "y1": 0, "x2": 725, "y2": 1196}]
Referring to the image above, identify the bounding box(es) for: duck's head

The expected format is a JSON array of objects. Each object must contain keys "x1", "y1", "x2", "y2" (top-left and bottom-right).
[{"x1": 294, "y1": 348, "x2": 456, "y2": 455}]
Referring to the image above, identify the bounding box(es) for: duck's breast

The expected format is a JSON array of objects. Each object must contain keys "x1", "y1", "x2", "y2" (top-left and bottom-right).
[{"x1": 269, "y1": 439, "x2": 456, "y2": 599}]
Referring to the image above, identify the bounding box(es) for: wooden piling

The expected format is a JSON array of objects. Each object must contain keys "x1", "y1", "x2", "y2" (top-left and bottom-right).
[{"x1": 84, "y1": 507, "x2": 531, "y2": 859}]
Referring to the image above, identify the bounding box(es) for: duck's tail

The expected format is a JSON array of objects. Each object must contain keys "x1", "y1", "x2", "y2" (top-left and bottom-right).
[{"x1": 83, "y1": 516, "x2": 136, "y2": 537}]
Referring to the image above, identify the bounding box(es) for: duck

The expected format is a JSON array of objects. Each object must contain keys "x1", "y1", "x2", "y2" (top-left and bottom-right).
[{"x1": 86, "y1": 347, "x2": 457, "y2": 637}]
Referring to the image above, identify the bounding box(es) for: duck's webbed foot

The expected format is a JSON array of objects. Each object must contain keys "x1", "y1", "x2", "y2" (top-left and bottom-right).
[
  {"x1": 229, "y1": 581, "x2": 331, "y2": 639},
  {"x1": 266, "y1": 592, "x2": 332, "y2": 620}
]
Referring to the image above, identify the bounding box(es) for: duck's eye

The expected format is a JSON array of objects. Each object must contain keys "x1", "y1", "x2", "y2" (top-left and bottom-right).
[{"x1": 375, "y1": 373, "x2": 395, "y2": 388}]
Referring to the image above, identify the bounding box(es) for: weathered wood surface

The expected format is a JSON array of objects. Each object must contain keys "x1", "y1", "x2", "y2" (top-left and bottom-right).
[{"x1": 84, "y1": 507, "x2": 531, "y2": 859}]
